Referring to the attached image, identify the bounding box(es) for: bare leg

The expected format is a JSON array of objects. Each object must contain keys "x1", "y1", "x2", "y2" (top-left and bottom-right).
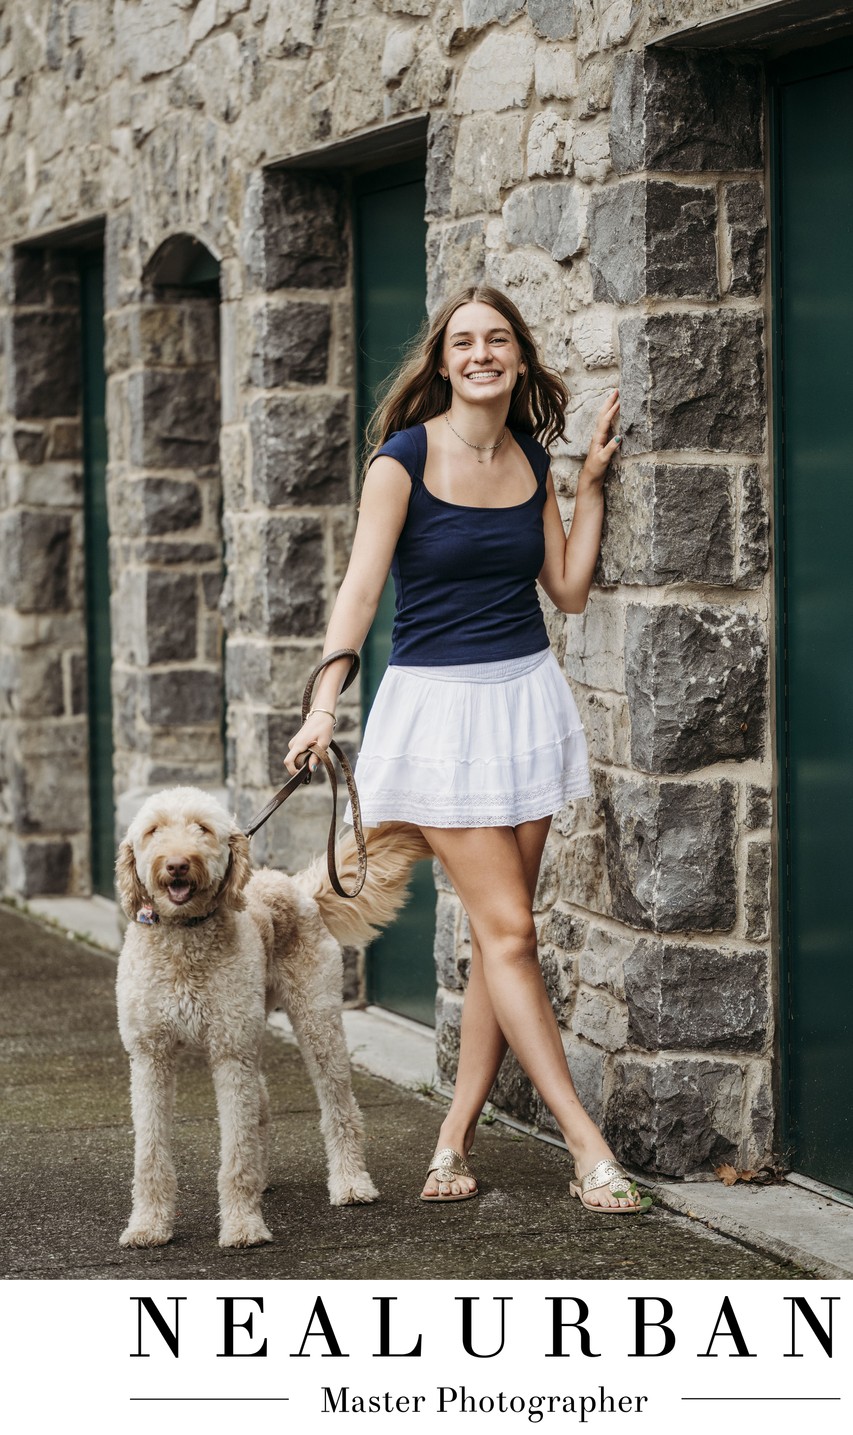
[
  {"x1": 421, "y1": 817, "x2": 550, "y2": 1198},
  {"x1": 421, "y1": 824, "x2": 640, "y2": 1210}
]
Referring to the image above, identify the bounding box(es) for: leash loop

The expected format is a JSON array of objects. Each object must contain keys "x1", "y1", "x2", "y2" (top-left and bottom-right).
[{"x1": 243, "y1": 649, "x2": 367, "y2": 900}]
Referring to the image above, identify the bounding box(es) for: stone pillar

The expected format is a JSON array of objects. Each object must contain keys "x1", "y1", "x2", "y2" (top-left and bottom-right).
[
  {"x1": 104, "y1": 256, "x2": 225, "y2": 807},
  {"x1": 434, "y1": 34, "x2": 774, "y2": 1179},
  {"x1": 0, "y1": 249, "x2": 89, "y2": 896},
  {"x1": 579, "y1": 48, "x2": 772, "y2": 1175},
  {"x1": 224, "y1": 167, "x2": 360, "y2": 875}
]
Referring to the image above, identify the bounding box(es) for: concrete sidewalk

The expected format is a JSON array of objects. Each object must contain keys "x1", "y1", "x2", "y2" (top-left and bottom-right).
[{"x1": 0, "y1": 902, "x2": 846, "y2": 1281}]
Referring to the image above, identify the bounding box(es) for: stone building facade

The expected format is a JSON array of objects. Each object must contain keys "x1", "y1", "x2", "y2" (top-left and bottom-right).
[{"x1": 1, "y1": 1, "x2": 848, "y2": 1183}]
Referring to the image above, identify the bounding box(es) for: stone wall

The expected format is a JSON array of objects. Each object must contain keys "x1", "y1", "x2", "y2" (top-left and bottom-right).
[
  {"x1": 0, "y1": 0, "x2": 782, "y2": 1175},
  {"x1": 0, "y1": 248, "x2": 89, "y2": 895},
  {"x1": 107, "y1": 272, "x2": 225, "y2": 800},
  {"x1": 224, "y1": 165, "x2": 361, "y2": 876}
]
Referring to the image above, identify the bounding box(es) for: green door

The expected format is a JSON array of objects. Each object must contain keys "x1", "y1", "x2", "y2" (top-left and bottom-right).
[
  {"x1": 353, "y1": 162, "x2": 436, "y2": 1026},
  {"x1": 772, "y1": 46, "x2": 853, "y2": 1192},
  {"x1": 79, "y1": 253, "x2": 115, "y2": 898}
]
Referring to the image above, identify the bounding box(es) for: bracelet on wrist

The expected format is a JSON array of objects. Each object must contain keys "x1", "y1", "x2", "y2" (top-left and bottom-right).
[{"x1": 309, "y1": 708, "x2": 337, "y2": 730}]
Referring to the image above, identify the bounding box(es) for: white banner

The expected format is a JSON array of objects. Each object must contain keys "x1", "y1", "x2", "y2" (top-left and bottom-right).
[{"x1": 2, "y1": 1278, "x2": 847, "y2": 1432}]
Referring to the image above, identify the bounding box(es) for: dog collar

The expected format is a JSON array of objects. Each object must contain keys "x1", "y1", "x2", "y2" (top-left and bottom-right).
[{"x1": 136, "y1": 904, "x2": 218, "y2": 928}]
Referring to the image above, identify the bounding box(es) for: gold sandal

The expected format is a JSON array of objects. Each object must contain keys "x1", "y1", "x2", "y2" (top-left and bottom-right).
[
  {"x1": 421, "y1": 1147, "x2": 478, "y2": 1203},
  {"x1": 569, "y1": 1158, "x2": 651, "y2": 1214}
]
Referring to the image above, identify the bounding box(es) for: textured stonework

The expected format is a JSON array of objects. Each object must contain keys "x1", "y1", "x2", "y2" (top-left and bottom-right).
[{"x1": 0, "y1": 0, "x2": 779, "y2": 1178}]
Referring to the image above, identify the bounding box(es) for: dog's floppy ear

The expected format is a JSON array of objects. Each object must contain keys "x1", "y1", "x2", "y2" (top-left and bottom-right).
[
  {"x1": 220, "y1": 829, "x2": 252, "y2": 911},
  {"x1": 115, "y1": 839, "x2": 149, "y2": 919}
]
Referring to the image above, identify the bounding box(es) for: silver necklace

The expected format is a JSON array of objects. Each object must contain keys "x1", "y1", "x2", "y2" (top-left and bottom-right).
[{"x1": 443, "y1": 411, "x2": 507, "y2": 463}]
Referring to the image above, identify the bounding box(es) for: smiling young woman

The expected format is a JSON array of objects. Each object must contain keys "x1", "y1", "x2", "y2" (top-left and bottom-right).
[{"x1": 283, "y1": 284, "x2": 643, "y2": 1216}]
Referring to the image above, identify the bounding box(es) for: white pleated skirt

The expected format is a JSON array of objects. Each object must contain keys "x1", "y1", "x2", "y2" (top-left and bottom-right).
[{"x1": 344, "y1": 648, "x2": 592, "y2": 829}]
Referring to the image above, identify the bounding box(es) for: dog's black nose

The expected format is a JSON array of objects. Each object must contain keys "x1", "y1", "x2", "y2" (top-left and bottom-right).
[{"x1": 165, "y1": 858, "x2": 190, "y2": 878}]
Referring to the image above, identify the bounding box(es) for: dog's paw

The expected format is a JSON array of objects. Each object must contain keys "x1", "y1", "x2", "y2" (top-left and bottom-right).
[
  {"x1": 219, "y1": 1216, "x2": 273, "y2": 1248},
  {"x1": 120, "y1": 1223, "x2": 173, "y2": 1248},
  {"x1": 329, "y1": 1172, "x2": 380, "y2": 1206}
]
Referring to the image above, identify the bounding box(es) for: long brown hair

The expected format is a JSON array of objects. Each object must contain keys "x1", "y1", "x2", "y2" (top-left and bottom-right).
[{"x1": 363, "y1": 284, "x2": 568, "y2": 473}]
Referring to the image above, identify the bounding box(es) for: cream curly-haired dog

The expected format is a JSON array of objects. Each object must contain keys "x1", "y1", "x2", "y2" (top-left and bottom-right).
[{"x1": 116, "y1": 786, "x2": 430, "y2": 1248}]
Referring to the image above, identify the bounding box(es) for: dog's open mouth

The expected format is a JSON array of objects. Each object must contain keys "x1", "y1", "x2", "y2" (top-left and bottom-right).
[{"x1": 166, "y1": 878, "x2": 194, "y2": 906}]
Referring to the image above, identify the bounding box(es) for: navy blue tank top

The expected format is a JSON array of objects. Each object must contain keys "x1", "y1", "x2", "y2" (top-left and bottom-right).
[{"x1": 371, "y1": 423, "x2": 551, "y2": 666}]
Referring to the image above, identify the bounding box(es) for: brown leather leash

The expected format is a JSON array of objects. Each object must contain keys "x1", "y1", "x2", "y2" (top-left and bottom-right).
[{"x1": 243, "y1": 649, "x2": 367, "y2": 899}]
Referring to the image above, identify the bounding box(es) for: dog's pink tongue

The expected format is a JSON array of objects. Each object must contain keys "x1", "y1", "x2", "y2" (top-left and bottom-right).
[{"x1": 168, "y1": 882, "x2": 192, "y2": 905}]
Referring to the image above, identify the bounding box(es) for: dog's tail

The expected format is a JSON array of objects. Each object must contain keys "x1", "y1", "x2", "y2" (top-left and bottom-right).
[{"x1": 296, "y1": 822, "x2": 434, "y2": 944}]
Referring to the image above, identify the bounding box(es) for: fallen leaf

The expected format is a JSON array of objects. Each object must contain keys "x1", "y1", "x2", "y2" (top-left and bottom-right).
[{"x1": 714, "y1": 1163, "x2": 739, "y2": 1186}]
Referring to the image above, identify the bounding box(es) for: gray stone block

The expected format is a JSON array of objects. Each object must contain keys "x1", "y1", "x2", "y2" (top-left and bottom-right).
[
  {"x1": 133, "y1": 540, "x2": 220, "y2": 566},
  {"x1": 70, "y1": 652, "x2": 87, "y2": 716},
  {"x1": 435, "y1": 987, "x2": 462, "y2": 1083},
  {"x1": 625, "y1": 604, "x2": 767, "y2": 773},
  {"x1": 610, "y1": 49, "x2": 762, "y2": 176},
  {"x1": 726, "y1": 180, "x2": 766, "y2": 298},
  {"x1": 0, "y1": 512, "x2": 72, "y2": 613},
  {"x1": 744, "y1": 840, "x2": 771, "y2": 942},
  {"x1": 646, "y1": 181, "x2": 717, "y2": 299},
  {"x1": 128, "y1": 368, "x2": 220, "y2": 469},
  {"x1": 202, "y1": 571, "x2": 222, "y2": 611},
  {"x1": 132, "y1": 303, "x2": 197, "y2": 367},
  {"x1": 601, "y1": 774, "x2": 737, "y2": 932},
  {"x1": 0, "y1": 649, "x2": 64, "y2": 719},
  {"x1": 454, "y1": 112, "x2": 526, "y2": 215},
  {"x1": 538, "y1": 902, "x2": 586, "y2": 954},
  {"x1": 606, "y1": 1055, "x2": 743, "y2": 1175},
  {"x1": 564, "y1": 1034, "x2": 605, "y2": 1125},
  {"x1": 529, "y1": 0, "x2": 575, "y2": 41},
  {"x1": 249, "y1": 300, "x2": 331, "y2": 388},
  {"x1": 13, "y1": 428, "x2": 49, "y2": 464},
  {"x1": 579, "y1": 55, "x2": 612, "y2": 117},
  {"x1": 577, "y1": 925, "x2": 632, "y2": 999},
  {"x1": 618, "y1": 312, "x2": 765, "y2": 456},
  {"x1": 48, "y1": 421, "x2": 82, "y2": 462},
  {"x1": 10, "y1": 719, "x2": 88, "y2": 833},
  {"x1": 571, "y1": 986, "x2": 628, "y2": 1051},
  {"x1": 557, "y1": 830, "x2": 610, "y2": 916},
  {"x1": 624, "y1": 940, "x2": 768, "y2": 1053},
  {"x1": 263, "y1": 515, "x2": 327, "y2": 638},
  {"x1": 609, "y1": 50, "x2": 644, "y2": 174},
  {"x1": 426, "y1": 221, "x2": 486, "y2": 314},
  {"x1": 736, "y1": 464, "x2": 770, "y2": 587},
  {"x1": 588, "y1": 180, "x2": 645, "y2": 303},
  {"x1": 11, "y1": 311, "x2": 81, "y2": 419},
  {"x1": 502, "y1": 182, "x2": 584, "y2": 262},
  {"x1": 341, "y1": 946, "x2": 361, "y2": 1006},
  {"x1": 426, "y1": 114, "x2": 455, "y2": 220},
  {"x1": 17, "y1": 839, "x2": 74, "y2": 897},
  {"x1": 112, "y1": 668, "x2": 140, "y2": 748},
  {"x1": 434, "y1": 891, "x2": 468, "y2": 992},
  {"x1": 462, "y1": 0, "x2": 524, "y2": 23},
  {"x1": 599, "y1": 464, "x2": 736, "y2": 587},
  {"x1": 247, "y1": 170, "x2": 347, "y2": 291},
  {"x1": 249, "y1": 394, "x2": 350, "y2": 507},
  {"x1": 138, "y1": 476, "x2": 203, "y2": 534},
  {"x1": 145, "y1": 571, "x2": 199, "y2": 664},
  {"x1": 142, "y1": 669, "x2": 223, "y2": 726},
  {"x1": 453, "y1": 31, "x2": 535, "y2": 114},
  {"x1": 745, "y1": 785, "x2": 771, "y2": 831}
]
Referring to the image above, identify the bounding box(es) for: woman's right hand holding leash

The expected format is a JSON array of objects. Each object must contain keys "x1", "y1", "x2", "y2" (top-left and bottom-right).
[{"x1": 284, "y1": 710, "x2": 336, "y2": 776}]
